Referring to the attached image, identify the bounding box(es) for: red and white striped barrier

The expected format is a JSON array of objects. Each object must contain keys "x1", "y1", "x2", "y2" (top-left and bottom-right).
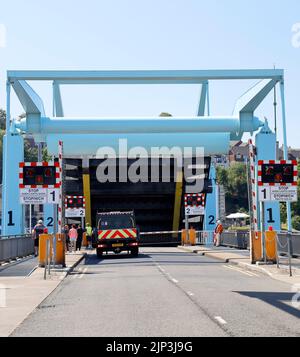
[
  {"x1": 58, "y1": 141, "x2": 63, "y2": 234},
  {"x1": 248, "y1": 139, "x2": 259, "y2": 238},
  {"x1": 139, "y1": 231, "x2": 180, "y2": 236}
]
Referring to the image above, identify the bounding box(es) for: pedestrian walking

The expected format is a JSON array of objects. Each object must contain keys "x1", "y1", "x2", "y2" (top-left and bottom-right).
[
  {"x1": 68, "y1": 224, "x2": 78, "y2": 253},
  {"x1": 86, "y1": 223, "x2": 93, "y2": 250},
  {"x1": 76, "y1": 224, "x2": 84, "y2": 251},
  {"x1": 214, "y1": 220, "x2": 224, "y2": 247},
  {"x1": 32, "y1": 220, "x2": 46, "y2": 257},
  {"x1": 63, "y1": 224, "x2": 70, "y2": 252}
]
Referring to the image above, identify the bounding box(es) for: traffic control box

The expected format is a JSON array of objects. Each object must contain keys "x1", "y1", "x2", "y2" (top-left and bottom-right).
[
  {"x1": 181, "y1": 229, "x2": 196, "y2": 246},
  {"x1": 265, "y1": 231, "x2": 277, "y2": 264},
  {"x1": 251, "y1": 232, "x2": 263, "y2": 264},
  {"x1": 39, "y1": 234, "x2": 53, "y2": 267},
  {"x1": 55, "y1": 234, "x2": 66, "y2": 267}
]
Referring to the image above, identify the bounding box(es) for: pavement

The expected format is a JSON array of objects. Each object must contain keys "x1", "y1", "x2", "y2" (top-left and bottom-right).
[
  {"x1": 178, "y1": 245, "x2": 300, "y2": 286},
  {"x1": 10, "y1": 248, "x2": 300, "y2": 337},
  {"x1": 0, "y1": 251, "x2": 86, "y2": 337}
]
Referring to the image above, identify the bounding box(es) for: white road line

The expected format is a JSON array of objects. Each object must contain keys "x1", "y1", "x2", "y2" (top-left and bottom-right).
[
  {"x1": 26, "y1": 265, "x2": 38, "y2": 277},
  {"x1": 232, "y1": 266, "x2": 259, "y2": 277},
  {"x1": 215, "y1": 316, "x2": 227, "y2": 325},
  {"x1": 172, "y1": 278, "x2": 179, "y2": 284},
  {"x1": 72, "y1": 267, "x2": 82, "y2": 279},
  {"x1": 223, "y1": 265, "x2": 253, "y2": 277},
  {"x1": 223, "y1": 265, "x2": 255, "y2": 277},
  {"x1": 79, "y1": 267, "x2": 88, "y2": 279},
  {"x1": 187, "y1": 292, "x2": 194, "y2": 297}
]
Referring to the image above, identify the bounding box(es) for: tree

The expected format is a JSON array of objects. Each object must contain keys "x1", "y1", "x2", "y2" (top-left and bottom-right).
[
  {"x1": 159, "y1": 112, "x2": 173, "y2": 117},
  {"x1": 0, "y1": 109, "x2": 6, "y2": 130},
  {"x1": 292, "y1": 216, "x2": 300, "y2": 231},
  {"x1": 0, "y1": 109, "x2": 51, "y2": 173},
  {"x1": 217, "y1": 163, "x2": 249, "y2": 214}
]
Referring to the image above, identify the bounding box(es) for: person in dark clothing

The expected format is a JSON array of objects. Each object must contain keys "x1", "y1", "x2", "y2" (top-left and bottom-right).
[
  {"x1": 63, "y1": 225, "x2": 70, "y2": 252},
  {"x1": 32, "y1": 220, "x2": 46, "y2": 257},
  {"x1": 76, "y1": 225, "x2": 84, "y2": 251}
]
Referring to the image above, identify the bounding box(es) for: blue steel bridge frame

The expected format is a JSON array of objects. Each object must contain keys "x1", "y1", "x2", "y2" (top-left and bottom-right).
[{"x1": 2, "y1": 69, "x2": 290, "y2": 236}]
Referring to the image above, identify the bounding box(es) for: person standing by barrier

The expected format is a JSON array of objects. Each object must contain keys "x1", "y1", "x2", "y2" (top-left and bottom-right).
[
  {"x1": 68, "y1": 225, "x2": 78, "y2": 253},
  {"x1": 32, "y1": 220, "x2": 46, "y2": 257},
  {"x1": 86, "y1": 223, "x2": 93, "y2": 250},
  {"x1": 76, "y1": 224, "x2": 84, "y2": 251},
  {"x1": 214, "y1": 220, "x2": 224, "y2": 247},
  {"x1": 63, "y1": 225, "x2": 70, "y2": 252}
]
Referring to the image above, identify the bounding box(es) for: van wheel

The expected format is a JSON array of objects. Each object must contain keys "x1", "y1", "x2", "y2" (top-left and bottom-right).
[
  {"x1": 131, "y1": 248, "x2": 139, "y2": 257},
  {"x1": 97, "y1": 249, "x2": 103, "y2": 258}
]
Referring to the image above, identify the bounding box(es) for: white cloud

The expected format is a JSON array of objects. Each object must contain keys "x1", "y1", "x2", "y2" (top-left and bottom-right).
[{"x1": 291, "y1": 23, "x2": 300, "y2": 49}]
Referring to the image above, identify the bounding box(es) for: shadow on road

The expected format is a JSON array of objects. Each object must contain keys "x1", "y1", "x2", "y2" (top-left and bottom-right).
[
  {"x1": 83, "y1": 251, "x2": 224, "y2": 267},
  {"x1": 85, "y1": 253, "x2": 153, "y2": 265},
  {"x1": 234, "y1": 291, "x2": 300, "y2": 320}
]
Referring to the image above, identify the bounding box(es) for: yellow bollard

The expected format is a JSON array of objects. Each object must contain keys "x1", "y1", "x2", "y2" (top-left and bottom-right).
[
  {"x1": 55, "y1": 234, "x2": 66, "y2": 267},
  {"x1": 39, "y1": 234, "x2": 53, "y2": 267},
  {"x1": 181, "y1": 229, "x2": 196, "y2": 246},
  {"x1": 189, "y1": 229, "x2": 196, "y2": 246},
  {"x1": 251, "y1": 232, "x2": 263, "y2": 264},
  {"x1": 265, "y1": 231, "x2": 277, "y2": 264},
  {"x1": 181, "y1": 230, "x2": 187, "y2": 245}
]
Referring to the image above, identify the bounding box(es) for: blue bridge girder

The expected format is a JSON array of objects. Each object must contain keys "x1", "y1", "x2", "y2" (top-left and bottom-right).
[{"x1": 2, "y1": 69, "x2": 290, "y2": 236}]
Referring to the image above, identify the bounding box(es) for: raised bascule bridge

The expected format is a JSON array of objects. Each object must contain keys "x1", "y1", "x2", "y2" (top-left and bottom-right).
[{"x1": 1, "y1": 70, "x2": 290, "y2": 242}]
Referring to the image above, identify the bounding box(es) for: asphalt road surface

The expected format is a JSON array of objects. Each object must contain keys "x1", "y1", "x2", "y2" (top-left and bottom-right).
[
  {"x1": 11, "y1": 247, "x2": 300, "y2": 337},
  {"x1": 0, "y1": 256, "x2": 38, "y2": 277}
]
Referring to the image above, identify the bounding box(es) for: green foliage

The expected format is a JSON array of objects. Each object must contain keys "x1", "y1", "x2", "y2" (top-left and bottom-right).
[
  {"x1": 24, "y1": 140, "x2": 38, "y2": 162},
  {"x1": 0, "y1": 109, "x2": 6, "y2": 130},
  {"x1": 0, "y1": 109, "x2": 51, "y2": 178},
  {"x1": 292, "y1": 216, "x2": 300, "y2": 231},
  {"x1": 217, "y1": 163, "x2": 249, "y2": 213},
  {"x1": 42, "y1": 147, "x2": 52, "y2": 162},
  {"x1": 280, "y1": 203, "x2": 287, "y2": 224}
]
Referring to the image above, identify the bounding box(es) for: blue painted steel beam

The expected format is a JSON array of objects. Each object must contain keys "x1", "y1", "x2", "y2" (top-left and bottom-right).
[
  {"x1": 197, "y1": 82, "x2": 208, "y2": 116},
  {"x1": 280, "y1": 81, "x2": 292, "y2": 232},
  {"x1": 16, "y1": 116, "x2": 263, "y2": 135},
  {"x1": 46, "y1": 133, "x2": 231, "y2": 156},
  {"x1": 233, "y1": 79, "x2": 278, "y2": 116},
  {"x1": 11, "y1": 80, "x2": 45, "y2": 116},
  {"x1": 52, "y1": 81, "x2": 64, "y2": 117},
  {"x1": 255, "y1": 122, "x2": 281, "y2": 232},
  {"x1": 7, "y1": 69, "x2": 284, "y2": 83}
]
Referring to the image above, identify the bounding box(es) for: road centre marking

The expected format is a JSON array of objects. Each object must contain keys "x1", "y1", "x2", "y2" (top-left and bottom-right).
[
  {"x1": 215, "y1": 316, "x2": 227, "y2": 325},
  {"x1": 223, "y1": 265, "x2": 258, "y2": 277}
]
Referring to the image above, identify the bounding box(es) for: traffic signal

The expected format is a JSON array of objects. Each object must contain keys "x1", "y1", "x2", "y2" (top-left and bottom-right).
[
  {"x1": 65, "y1": 196, "x2": 85, "y2": 209},
  {"x1": 23, "y1": 166, "x2": 57, "y2": 186},
  {"x1": 185, "y1": 194, "x2": 206, "y2": 207},
  {"x1": 261, "y1": 163, "x2": 295, "y2": 184}
]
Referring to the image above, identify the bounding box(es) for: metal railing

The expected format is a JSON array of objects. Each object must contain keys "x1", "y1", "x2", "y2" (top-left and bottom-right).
[
  {"x1": 220, "y1": 231, "x2": 250, "y2": 250},
  {"x1": 0, "y1": 235, "x2": 34, "y2": 263},
  {"x1": 277, "y1": 232, "x2": 300, "y2": 258},
  {"x1": 196, "y1": 231, "x2": 214, "y2": 246}
]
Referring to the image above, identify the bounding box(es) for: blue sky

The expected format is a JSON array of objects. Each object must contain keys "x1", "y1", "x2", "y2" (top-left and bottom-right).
[{"x1": 0, "y1": 0, "x2": 299, "y2": 147}]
